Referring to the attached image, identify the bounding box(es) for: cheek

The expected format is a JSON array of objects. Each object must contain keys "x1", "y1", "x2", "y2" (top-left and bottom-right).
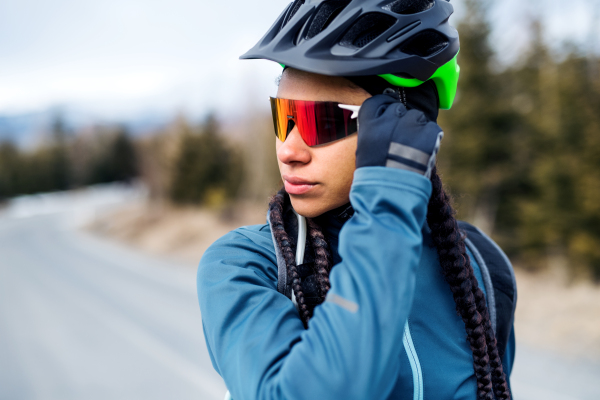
[
  {"x1": 319, "y1": 136, "x2": 357, "y2": 197},
  {"x1": 275, "y1": 139, "x2": 283, "y2": 169}
]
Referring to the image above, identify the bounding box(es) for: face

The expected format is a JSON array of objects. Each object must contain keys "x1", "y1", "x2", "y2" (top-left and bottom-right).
[{"x1": 276, "y1": 68, "x2": 370, "y2": 218}]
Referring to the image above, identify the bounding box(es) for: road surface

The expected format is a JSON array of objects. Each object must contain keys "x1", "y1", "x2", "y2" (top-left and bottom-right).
[
  {"x1": 0, "y1": 185, "x2": 226, "y2": 400},
  {"x1": 0, "y1": 185, "x2": 598, "y2": 400}
]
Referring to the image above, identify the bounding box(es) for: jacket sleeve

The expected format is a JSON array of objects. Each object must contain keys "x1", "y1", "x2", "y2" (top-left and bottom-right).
[{"x1": 197, "y1": 167, "x2": 432, "y2": 400}]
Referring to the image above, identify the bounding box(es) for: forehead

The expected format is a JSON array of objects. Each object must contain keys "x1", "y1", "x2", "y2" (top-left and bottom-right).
[{"x1": 277, "y1": 68, "x2": 370, "y2": 104}]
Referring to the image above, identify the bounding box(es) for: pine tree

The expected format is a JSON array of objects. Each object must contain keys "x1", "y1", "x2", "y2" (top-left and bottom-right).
[
  {"x1": 0, "y1": 141, "x2": 20, "y2": 199},
  {"x1": 47, "y1": 115, "x2": 71, "y2": 191},
  {"x1": 169, "y1": 115, "x2": 243, "y2": 206},
  {"x1": 438, "y1": 0, "x2": 522, "y2": 237},
  {"x1": 89, "y1": 127, "x2": 138, "y2": 184}
]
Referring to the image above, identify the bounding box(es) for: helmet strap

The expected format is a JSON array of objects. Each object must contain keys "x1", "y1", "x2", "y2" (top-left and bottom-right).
[{"x1": 346, "y1": 76, "x2": 439, "y2": 122}]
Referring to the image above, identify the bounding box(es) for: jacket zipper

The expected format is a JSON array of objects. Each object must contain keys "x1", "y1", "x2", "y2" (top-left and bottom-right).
[{"x1": 403, "y1": 321, "x2": 423, "y2": 400}]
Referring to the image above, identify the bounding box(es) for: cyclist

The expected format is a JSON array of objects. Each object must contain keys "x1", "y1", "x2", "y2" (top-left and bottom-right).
[{"x1": 198, "y1": 1, "x2": 516, "y2": 399}]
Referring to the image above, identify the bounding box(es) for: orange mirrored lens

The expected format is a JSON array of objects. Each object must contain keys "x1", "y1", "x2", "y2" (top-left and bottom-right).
[{"x1": 270, "y1": 97, "x2": 357, "y2": 147}]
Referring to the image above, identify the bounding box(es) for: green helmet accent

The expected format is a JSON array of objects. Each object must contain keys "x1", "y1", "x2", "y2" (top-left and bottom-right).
[
  {"x1": 278, "y1": 53, "x2": 460, "y2": 110},
  {"x1": 378, "y1": 53, "x2": 460, "y2": 110}
]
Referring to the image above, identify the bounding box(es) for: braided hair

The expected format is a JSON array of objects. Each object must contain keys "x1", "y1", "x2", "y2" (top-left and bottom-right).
[{"x1": 267, "y1": 167, "x2": 511, "y2": 400}]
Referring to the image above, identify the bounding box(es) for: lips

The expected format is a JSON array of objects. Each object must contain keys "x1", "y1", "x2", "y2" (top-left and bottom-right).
[{"x1": 282, "y1": 175, "x2": 317, "y2": 195}]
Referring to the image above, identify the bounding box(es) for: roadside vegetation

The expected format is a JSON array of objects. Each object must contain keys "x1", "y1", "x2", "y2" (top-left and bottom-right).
[
  {"x1": 1, "y1": 0, "x2": 599, "y2": 282},
  {"x1": 439, "y1": 0, "x2": 600, "y2": 280},
  {"x1": 0, "y1": 120, "x2": 138, "y2": 198}
]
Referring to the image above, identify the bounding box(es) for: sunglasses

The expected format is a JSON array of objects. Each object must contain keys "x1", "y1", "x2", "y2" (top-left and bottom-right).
[{"x1": 269, "y1": 97, "x2": 361, "y2": 147}]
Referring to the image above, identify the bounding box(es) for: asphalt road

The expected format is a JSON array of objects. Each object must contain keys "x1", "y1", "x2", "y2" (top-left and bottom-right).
[
  {"x1": 0, "y1": 186, "x2": 226, "y2": 400},
  {"x1": 0, "y1": 185, "x2": 598, "y2": 400}
]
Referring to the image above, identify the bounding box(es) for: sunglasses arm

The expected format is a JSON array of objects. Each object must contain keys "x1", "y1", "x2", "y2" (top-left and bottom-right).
[{"x1": 338, "y1": 104, "x2": 361, "y2": 119}]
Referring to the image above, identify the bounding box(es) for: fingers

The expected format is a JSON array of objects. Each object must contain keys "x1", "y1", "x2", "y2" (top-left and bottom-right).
[
  {"x1": 355, "y1": 91, "x2": 444, "y2": 174},
  {"x1": 358, "y1": 94, "x2": 403, "y2": 122},
  {"x1": 359, "y1": 94, "x2": 429, "y2": 127}
]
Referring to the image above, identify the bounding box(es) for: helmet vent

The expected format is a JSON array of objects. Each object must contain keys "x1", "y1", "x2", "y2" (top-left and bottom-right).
[
  {"x1": 281, "y1": 0, "x2": 305, "y2": 30},
  {"x1": 305, "y1": 0, "x2": 351, "y2": 40},
  {"x1": 384, "y1": 0, "x2": 435, "y2": 15},
  {"x1": 400, "y1": 30, "x2": 448, "y2": 57},
  {"x1": 340, "y1": 13, "x2": 397, "y2": 49}
]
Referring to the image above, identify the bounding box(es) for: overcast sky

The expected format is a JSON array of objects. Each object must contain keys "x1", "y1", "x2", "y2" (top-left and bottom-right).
[{"x1": 0, "y1": 0, "x2": 597, "y2": 121}]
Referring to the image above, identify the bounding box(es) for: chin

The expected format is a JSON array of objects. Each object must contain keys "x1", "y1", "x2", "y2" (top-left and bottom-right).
[
  {"x1": 288, "y1": 196, "x2": 323, "y2": 218},
  {"x1": 289, "y1": 195, "x2": 346, "y2": 219}
]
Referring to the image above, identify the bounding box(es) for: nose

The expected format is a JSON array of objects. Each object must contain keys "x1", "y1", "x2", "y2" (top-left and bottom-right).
[{"x1": 277, "y1": 125, "x2": 311, "y2": 165}]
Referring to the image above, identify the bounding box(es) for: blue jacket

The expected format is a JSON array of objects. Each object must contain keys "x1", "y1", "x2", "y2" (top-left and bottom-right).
[{"x1": 197, "y1": 167, "x2": 515, "y2": 400}]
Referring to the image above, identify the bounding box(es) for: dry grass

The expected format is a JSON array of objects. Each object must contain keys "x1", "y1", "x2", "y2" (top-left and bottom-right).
[
  {"x1": 514, "y1": 269, "x2": 600, "y2": 361},
  {"x1": 87, "y1": 202, "x2": 600, "y2": 360},
  {"x1": 87, "y1": 200, "x2": 268, "y2": 265}
]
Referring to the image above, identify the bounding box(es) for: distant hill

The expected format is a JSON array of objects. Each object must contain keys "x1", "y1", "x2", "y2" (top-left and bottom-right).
[
  {"x1": 0, "y1": 107, "x2": 172, "y2": 149},
  {"x1": 0, "y1": 111, "x2": 51, "y2": 148}
]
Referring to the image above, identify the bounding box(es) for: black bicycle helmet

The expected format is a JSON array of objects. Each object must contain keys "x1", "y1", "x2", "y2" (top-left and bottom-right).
[{"x1": 240, "y1": 0, "x2": 460, "y2": 109}]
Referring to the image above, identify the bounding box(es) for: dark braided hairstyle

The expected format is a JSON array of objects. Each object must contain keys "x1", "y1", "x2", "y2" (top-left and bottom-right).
[
  {"x1": 269, "y1": 190, "x2": 311, "y2": 324},
  {"x1": 306, "y1": 217, "x2": 332, "y2": 297},
  {"x1": 268, "y1": 167, "x2": 511, "y2": 399},
  {"x1": 427, "y1": 168, "x2": 510, "y2": 400}
]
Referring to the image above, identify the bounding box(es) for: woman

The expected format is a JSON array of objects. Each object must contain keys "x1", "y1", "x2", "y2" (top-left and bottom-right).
[{"x1": 198, "y1": 1, "x2": 516, "y2": 399}]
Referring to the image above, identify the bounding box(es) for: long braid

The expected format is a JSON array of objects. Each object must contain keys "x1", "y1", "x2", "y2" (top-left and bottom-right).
[
  {"x1": 268, "y1": 189, "x2": 311, "y2": 326},
  {"x1": 427, "y1": 167, "x2": 495, "y2": 400},
  {"x1": 306, "y1": 217, "x2": 332, "y2": 299},
  {"x1": 477, "y1": 288, "x2": 511, "y2": 399},
  {"x1": 469, "y1": 267, "x2": 512, "y2": 399},
  {"x1": 428, "y1": 167, "x2": 511, "y2": 399}
]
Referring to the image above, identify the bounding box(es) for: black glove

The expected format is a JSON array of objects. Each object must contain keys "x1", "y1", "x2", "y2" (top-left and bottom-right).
[{"x1": 355, "y1": 93, "x2": 443, "y2": 179}]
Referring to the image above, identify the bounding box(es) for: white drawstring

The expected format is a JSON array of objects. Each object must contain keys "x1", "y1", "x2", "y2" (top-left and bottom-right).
[{"x1": 292, "y1": 209, "x2": 307, "y2": 308}]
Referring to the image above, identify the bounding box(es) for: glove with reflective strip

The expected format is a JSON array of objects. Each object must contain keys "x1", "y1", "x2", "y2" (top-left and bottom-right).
[{"x1": 355, "y1": 93, "x2": 443, "y2": 179}]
